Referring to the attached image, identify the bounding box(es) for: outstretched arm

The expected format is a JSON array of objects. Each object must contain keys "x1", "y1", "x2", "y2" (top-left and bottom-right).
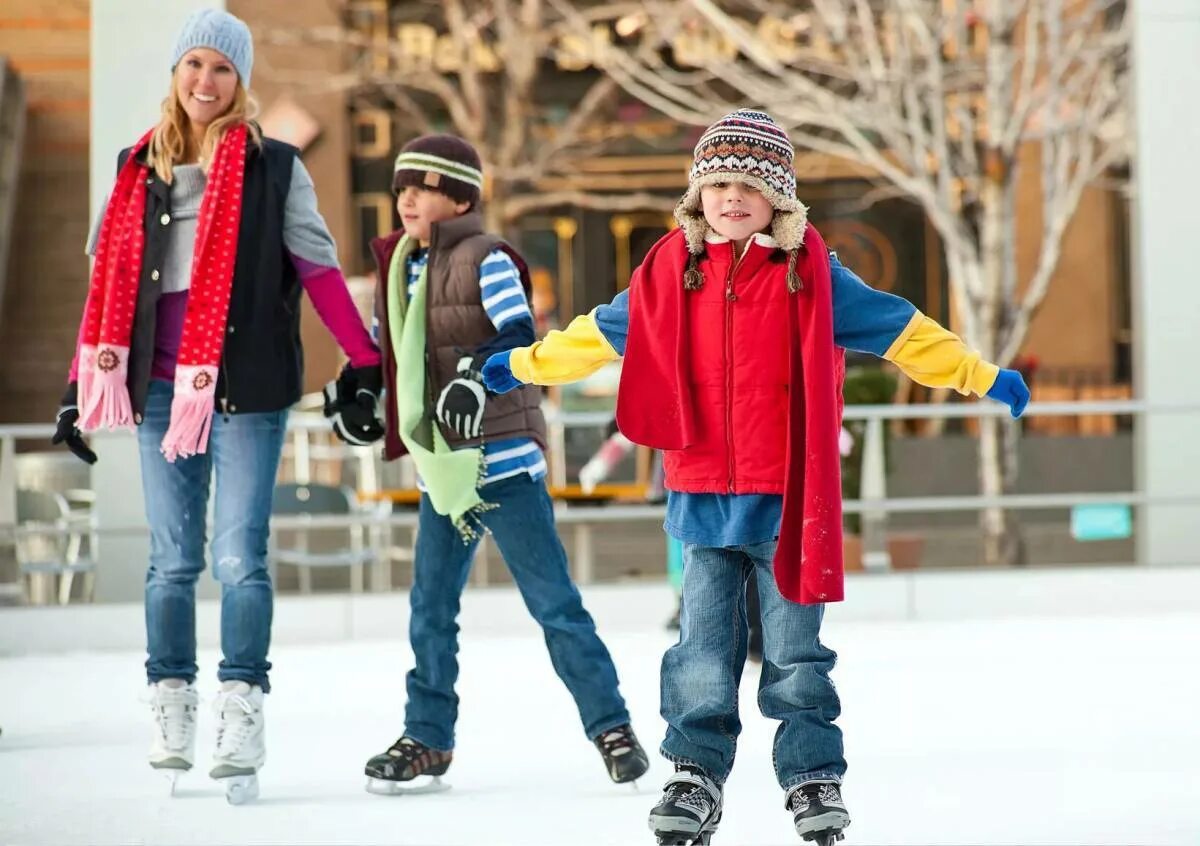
[
  {"x1": 832, "y1": 254, "x2": 1027, "y2": 416},
  {"x1": 484, "y1": 289, "x2": 629, "y2": 393}
]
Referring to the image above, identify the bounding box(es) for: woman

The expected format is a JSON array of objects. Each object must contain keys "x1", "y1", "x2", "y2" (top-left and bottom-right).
[{"x1": 51, "y1": 9, "x2": 382, "y2": 803}]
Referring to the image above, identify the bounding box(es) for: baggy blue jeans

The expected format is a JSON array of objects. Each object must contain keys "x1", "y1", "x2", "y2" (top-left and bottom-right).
[{"x1": 659, "y1": 540, "x2": 846, "y2": 790}]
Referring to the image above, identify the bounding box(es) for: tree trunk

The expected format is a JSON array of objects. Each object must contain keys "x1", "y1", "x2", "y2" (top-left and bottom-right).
[
  {"x1": 483, "y1": 180, "x2": 509, "y2": 239},
  {"x1": 973, "y1": 169, "x2": 1023, "y2": 567},
  {"x1": 978, "y1": 415, "x2": 1023, "y2": 566}
]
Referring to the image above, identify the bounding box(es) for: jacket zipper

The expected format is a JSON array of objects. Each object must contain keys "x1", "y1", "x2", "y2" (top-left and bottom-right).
[{"x1": 725, "y1": 256, "x2": 739, "y2": 493}]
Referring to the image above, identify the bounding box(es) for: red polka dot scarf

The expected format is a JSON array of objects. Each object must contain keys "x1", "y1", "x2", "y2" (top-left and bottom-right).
[{"x1": 77, "y1": 124, "x2": 247, "y2": 462}]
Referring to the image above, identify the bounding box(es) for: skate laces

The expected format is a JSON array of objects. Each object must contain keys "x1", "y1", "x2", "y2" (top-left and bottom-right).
[
  {"x1": 596, "y1": 724, "x2": 637, "y2": 758},
  {"x1": 213, "y1": 688, "x2": 258, "y2": 756},
  {"x1": 790, "y1": 781, "x2": 843, "y2": 812},
  {"x1": 150, "y1": 683, "x2": 197, "y2": 750},
  {"x1": 386, "y1": 736, "x2": 427, "y2": 761},
  {"x1": 664, "y1": 766, "x2": 720, "y2": 809}
]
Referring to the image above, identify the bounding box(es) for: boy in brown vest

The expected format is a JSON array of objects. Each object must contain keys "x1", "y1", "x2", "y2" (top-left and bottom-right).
[{"x1": 360, "y1": 134, "x2": 648, "y2": 794}]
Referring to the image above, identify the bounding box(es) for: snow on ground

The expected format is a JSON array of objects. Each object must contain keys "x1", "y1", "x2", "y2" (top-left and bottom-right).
[{"x1": 2, "y1": 586, "x2": 1198, "y2": 845}]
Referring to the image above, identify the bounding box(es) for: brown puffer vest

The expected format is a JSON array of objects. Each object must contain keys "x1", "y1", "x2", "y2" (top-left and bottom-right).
[{"x1": 370, "y1": 213, "x2": 546, "y2": 461}]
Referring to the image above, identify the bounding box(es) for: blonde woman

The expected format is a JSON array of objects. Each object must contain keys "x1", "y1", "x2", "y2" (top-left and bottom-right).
[{"x1": 54, "y1": 10, "x2": 382, "y2": 803}]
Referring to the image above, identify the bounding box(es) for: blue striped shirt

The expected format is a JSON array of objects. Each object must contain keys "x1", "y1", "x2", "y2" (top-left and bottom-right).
[{"x1": 406, "y1": 248, "x2": 547, "y2": 486}]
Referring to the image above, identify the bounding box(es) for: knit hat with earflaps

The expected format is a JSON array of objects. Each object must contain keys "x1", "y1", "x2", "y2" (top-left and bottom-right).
[
  {"x1": 392, "y1": 134, "x2": 484, "y2": 210},
  {"x1": 674, "y1": 109, "x2": 809, "y2": 291}
]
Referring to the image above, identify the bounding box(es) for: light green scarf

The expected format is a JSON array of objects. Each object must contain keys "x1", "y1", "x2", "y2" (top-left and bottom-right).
[{"x1": 388, "y1": 236, "x2": 493, "y2": 540}]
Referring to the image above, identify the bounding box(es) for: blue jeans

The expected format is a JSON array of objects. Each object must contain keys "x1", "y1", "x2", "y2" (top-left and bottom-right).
[
  {"x1": 404, "y1": 474, "x2": 630, "y2": 750},
  {"x1": 660, "y1": 540, "x2": 845, "y2": 789},
  {"x1": 138, "y1": 380, "x2": 287, "y2": 692}
]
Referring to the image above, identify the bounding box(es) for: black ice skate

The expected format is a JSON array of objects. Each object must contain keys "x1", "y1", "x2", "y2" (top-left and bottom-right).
[
  {"x1": 364, "y1": 736, "x2": 453, "y2": 795},
  {"x1": 647, "y1": 765, "x2": 723, "y2": 845},
  {"x1": 594, "y1": 723, "x2": 650, "y2": 784},
  {"x1": 786, "y1": 780, "x2": 850, "y2": 845}
]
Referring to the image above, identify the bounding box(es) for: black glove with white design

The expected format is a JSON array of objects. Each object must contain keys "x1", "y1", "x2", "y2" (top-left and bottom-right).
[
  {"x1": 436, "y1": 356, "x2": 487, "y2": 440},
  {"x1": 323, "y1": 364, "x2": 385, "y2": 446}
]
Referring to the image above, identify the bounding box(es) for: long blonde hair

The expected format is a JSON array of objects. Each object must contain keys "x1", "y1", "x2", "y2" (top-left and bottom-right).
[{"x1": 147, "y1": 76, "x2": 262, "y2": 183}]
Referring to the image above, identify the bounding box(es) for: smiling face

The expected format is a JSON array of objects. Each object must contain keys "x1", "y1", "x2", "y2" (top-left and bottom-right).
[
  {"x1": 174, "y1": 47, "x2": 239, "y2": 131},
  {"x1": 699, "y1": 180, "x2": 775, "y2": 250},
  {"x1": 395, "y1": 185, "x2": 470, "y2": 245}
]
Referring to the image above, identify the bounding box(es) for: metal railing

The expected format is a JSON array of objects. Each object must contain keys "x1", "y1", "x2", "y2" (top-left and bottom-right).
[{"x1": 2, "y1": 398, "x2": 1198, "y2": 599}]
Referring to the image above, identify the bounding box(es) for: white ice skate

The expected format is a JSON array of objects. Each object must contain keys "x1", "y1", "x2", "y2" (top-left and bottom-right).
[
  {"x1": 147, "y1": 679, "x2": 199, "y2": 795},
  {"x1": 209, "y1": 681, "x2": 265, "y2": 805}
]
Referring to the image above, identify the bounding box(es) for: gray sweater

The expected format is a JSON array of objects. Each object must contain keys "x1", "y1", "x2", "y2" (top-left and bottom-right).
[{"x1": 87, "y1": 158, "x2": 340, "y2": 280}]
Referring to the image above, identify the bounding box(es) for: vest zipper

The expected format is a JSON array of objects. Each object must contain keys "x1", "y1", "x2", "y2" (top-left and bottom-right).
[
  {"x1": 725, "y1": 257, "x2": 739, "y2": 493},
  {"x1": 220, "y1": 357, "x2": 232, "y2": 421}
]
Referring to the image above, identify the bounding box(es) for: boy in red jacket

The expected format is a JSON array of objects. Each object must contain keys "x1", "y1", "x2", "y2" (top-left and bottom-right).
[{"x1": 484, "y1": 110, "x2": 1029, "y2": 844}]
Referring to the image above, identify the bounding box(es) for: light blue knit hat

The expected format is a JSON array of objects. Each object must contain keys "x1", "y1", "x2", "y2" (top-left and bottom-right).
[{"x1": 171, "y1": 9, "x2": 254, "y2": 88}]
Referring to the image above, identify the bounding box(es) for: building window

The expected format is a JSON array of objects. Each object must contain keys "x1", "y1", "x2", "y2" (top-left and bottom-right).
[
  {"x1": 345, "y1": 0, "x2": 391, "y2": 73},
  {"x1": 353, "y1": 110, "x2": 392, "y2": 159},
  {"x1": 355, "y1": 193, "x2": 395, "y2": 272}
]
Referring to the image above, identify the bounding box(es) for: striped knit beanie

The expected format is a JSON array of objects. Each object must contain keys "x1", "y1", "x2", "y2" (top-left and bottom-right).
[
  {"x1": 674, "y1": 110, "x2": 809, "y2": 287},
  {"x1": 392, "y1": 134, "x2": 483, "y2": 209}
]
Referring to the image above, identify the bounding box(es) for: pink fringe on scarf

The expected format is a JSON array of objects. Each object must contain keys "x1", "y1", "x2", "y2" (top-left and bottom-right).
[
  {"x1": 159, "y1": 365, "x2": 218, "y2": 463},
  {"x1": 78, "y1": 344, "x2": 135, "y2": 431}
]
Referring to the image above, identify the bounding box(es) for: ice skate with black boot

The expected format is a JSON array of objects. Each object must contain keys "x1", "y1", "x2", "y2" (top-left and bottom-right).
[
  {"x1": 364, "y1": 735, "x2": 453, "y2": 795},
  {"x1": 209, "y1": 681, "x2": 265, "y2": 805},
  {"x1": 787, "y1": 780, "x2": 850, "y2": 845},
  {"x1": 594, "y1": 722, "x2": 649, "y2": 785},
  {"x1": 147, "y1": 679, "x2": 198, "y2": 795},
  {"x1": 647, "y1": 764, "x2": 723, "y2": 845}
]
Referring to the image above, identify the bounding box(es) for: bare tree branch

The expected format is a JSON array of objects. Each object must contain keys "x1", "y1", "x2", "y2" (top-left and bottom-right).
[
  {"x1": 260, "y1": 4, "x2": 691, "y2": 235},
  {"x1": 579, "y1": 0, "x2": 1130, "y2": 566}
]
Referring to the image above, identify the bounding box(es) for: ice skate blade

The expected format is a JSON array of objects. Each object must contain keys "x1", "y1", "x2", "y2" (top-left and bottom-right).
[
  {"x1": 366, "y1": 774, "x2": 450, "y2": 795},
  {"x1": 156, "y1": 769, "x2": 183, "y2": 796},
  {"x1": 215, "y1": 773, "x2": 259, "y2": 805},
  {"x1": 801, "y1": 827, "x2": 847, "y2": 846},
  {"x1": 806, "y1": 830, "x2": 844, "y2": 844},
  {"x1": 650, "y1": 830, "x2": 715, "y2": 846}
]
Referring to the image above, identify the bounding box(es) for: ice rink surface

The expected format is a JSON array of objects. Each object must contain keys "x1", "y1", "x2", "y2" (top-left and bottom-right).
[{"x1": 2, "y1": 585, "x2": 1198, "y2": 845}]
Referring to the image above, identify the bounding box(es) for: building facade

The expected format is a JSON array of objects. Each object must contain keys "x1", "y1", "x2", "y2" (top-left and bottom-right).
[{"x1": 0, "y1": 0, "x2": 1131, "y2": 424}]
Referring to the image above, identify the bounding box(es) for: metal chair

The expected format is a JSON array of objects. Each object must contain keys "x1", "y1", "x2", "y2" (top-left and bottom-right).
[
  {"x1": 269, "y1": 483, "x2": 377, "y2": 594},
  {"x1": 14, "y1": 488, "x2": 97, "y2": 605}
]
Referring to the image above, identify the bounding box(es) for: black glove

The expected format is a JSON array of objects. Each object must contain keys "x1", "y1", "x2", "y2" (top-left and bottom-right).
[
  {"x1": 323, "y1": 364, "x2": 385, "y2": 446},
  {"x1": 436, "y1": 356, "x2": 486, "y2": 440},
  {"x1": 51, "y1": 405, "x2": 98, "y2": 465}
]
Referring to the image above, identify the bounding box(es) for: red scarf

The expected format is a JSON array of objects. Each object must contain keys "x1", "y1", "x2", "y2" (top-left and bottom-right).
[
  {"x1": 617, "y1": 226, "x2": 846, "y2": 604},
  {"x1": 77, "y1": 124, "x2": 247, "y2": 462}
]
